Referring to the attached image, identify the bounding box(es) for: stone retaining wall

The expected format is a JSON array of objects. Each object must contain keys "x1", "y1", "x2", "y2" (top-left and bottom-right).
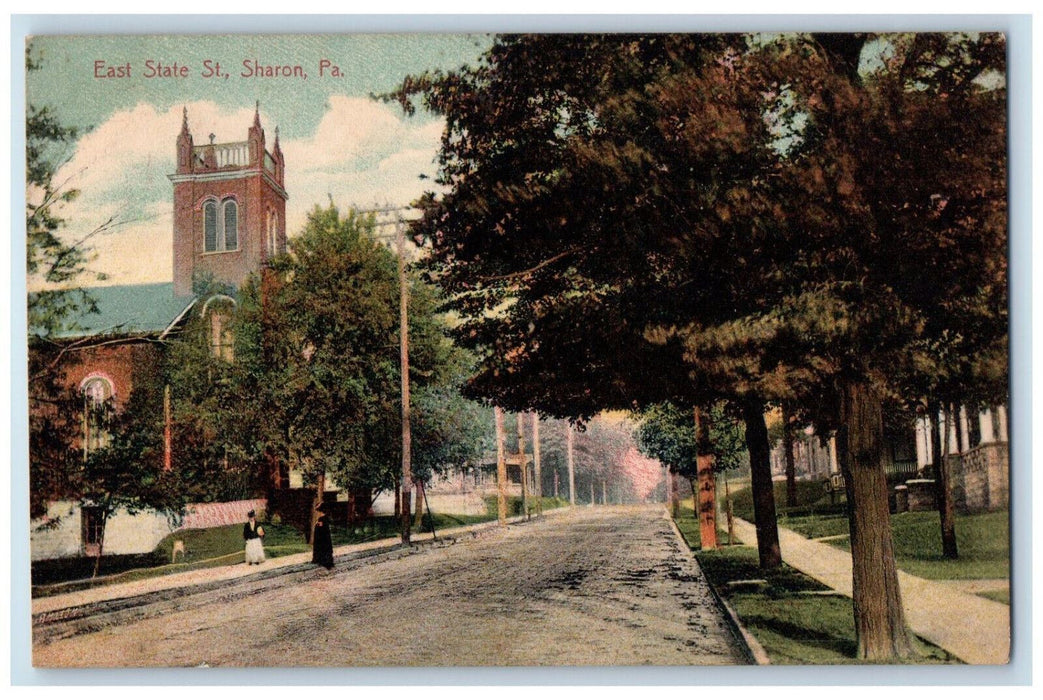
[{"x1": 950, "y1": 442, "x2": 1009, "y2": 514}]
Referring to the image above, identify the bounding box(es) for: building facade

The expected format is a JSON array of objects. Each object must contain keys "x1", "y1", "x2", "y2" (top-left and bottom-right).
[{"x1": 30, "y1": 107, "x2": 288, "y2": 562}]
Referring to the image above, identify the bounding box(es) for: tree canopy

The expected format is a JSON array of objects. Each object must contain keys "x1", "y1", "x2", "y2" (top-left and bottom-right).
[{"x1": 389, "y1": 32, "x2": 1007, "y2": 661}]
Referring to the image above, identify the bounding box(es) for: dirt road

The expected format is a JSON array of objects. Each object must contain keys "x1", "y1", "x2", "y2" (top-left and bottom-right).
[{"x1": 33, "y1": 505, "x2": 748, "y2": 667}]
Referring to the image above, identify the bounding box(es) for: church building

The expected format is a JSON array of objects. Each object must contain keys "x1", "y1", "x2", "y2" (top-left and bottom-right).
[{"x1": 30, "y1": 106, "x2": 288, "y2": 563}]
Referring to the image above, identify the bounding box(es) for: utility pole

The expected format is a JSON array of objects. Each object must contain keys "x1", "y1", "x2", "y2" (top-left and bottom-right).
[
  {"x1": 495, "y1": 406, "x2": 507, "y2": 525},
  {"x1": 396, "y1": 213, "x2": 413, "y2": 545},
  {"x1": 532, "y1": 413, "x2": 543, "y2": 516},
  {"x1": 567, "y1": 423, "x2": 576, "y2": 506},
  {"x1": 517, "y1": 413, "x2": 529, "y2": 519},
  {"x1": 694, "y1": 406, "x2": 718, "y2": 550},
  {"x1": 356, "y1": 204, "x2": 417, "y2": 545}
]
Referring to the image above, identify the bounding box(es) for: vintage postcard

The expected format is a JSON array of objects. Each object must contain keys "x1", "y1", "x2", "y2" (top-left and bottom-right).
[{"x1": 23, "y1": 30, "x2": 1012, "y2": 671}]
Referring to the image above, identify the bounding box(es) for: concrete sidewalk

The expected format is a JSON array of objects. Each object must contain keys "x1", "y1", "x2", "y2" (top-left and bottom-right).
[
  {"x1": 731, "y1": 518, "x2": 1010, "y2": 665},
  {"x1": 33, "y1": 510, "x2": 559, "y2": 617}
]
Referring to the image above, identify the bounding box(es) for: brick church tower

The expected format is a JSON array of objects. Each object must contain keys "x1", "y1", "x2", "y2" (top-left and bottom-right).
[{"x1": 169, "y1": 104, "x2": 288, "y2": 297}]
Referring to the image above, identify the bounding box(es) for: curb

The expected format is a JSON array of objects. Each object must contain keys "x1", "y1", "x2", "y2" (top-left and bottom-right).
[{"x1": 664, "y1": 512, "x2": 772, "y2": 666}]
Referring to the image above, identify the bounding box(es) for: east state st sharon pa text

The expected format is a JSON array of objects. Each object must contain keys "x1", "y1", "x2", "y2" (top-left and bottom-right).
[{"x1": 93, "y1": 58, "x2": 344, "y2": 80}]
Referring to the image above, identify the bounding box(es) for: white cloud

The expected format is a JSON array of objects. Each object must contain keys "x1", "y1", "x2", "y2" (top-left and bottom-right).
[
  {"x1": 36, "y1": 98, "x2": 445, "y2": 289},
  {"x1": 282, "y1": 96, "x2": 444, "y2": 230}
]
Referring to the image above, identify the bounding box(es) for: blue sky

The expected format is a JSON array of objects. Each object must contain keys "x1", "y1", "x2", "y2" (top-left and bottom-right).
[{"x1": 26, "y1": 34, "x2": 491, "y2": 287}]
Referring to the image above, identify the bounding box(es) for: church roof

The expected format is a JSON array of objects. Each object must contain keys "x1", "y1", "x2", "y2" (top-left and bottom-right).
[{"x1": 40, "y1": 282, "x2": 196, "y2": 340}]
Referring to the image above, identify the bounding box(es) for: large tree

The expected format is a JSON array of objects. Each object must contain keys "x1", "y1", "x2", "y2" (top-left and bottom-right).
[
  {"x1": 391, "y1": 32, "x2": 1006, "y2": 661},
  {"x1": 76, "y1": 356, "x2": 186, "y2": 577},
  {"x1": 173, "y1": 204, "x2": 461, "y2": 534},
  {"x1": 26, "y1": 45, "x2": 108, "y2": 519},
  {"x1": 389, "y1": 34, "x2": 786, "y2": 566}
]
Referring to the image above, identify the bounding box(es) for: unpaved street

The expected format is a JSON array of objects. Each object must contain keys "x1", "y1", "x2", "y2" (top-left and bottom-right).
[{"x1": 33, "y1": 505, "x2": 748, "y2": 667}]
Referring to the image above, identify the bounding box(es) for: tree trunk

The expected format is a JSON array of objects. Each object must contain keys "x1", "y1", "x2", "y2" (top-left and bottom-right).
[
  {"x1": 936, "y1": 404, "x2": 959, "y2": 559},
  {"x1": 566, "y1": 424, "x2": 576, "y2": 506},
  {"x1": 669, "y1": 471, "x2": 679, "y2": 517},
  {"x1": 347, "y1": 490, "x2": 357, "y2": 528},
  {"x1": 724, "y1": 475, "x2": 735, "y2": 546},
  {"x1": 839, "y1": 382, "x2": 914, "y2": 661},
  {"x1": 782, "y1": 403, "x2": 798, "y2": 508},
  {"x1": 590, "y1": 479, "x2": 595, "y2": 507},
  {"x1": 91, "y1": 511, "x2": 109, "y2": 579},
  {"x1": 689, "y1": 477, "x2": 698, "y2": 518},
  {"x1": 495, "y1": 407, "x2": 507, "y2": 525},
  {"x1": 741, "y1": 398, "x2": 782, "y2": 569},
  {"x1": 928, "y1": 404, "x2": 943, "y2": 479}
]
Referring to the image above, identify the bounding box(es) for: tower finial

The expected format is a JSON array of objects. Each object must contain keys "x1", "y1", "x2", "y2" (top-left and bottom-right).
[
  {"x1": 254, "y1": 100, "x2": 261, "y2": 126},
  {"x1": 180, "y1": 106, "x2": 190, "y2": 134}
]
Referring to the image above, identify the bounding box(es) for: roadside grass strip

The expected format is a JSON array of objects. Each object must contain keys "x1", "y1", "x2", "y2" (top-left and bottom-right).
[{"x1": 693, "y1": 545, "x2": 956, "y2": 665}]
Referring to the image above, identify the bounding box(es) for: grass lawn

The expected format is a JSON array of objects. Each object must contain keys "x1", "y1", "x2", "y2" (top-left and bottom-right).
[
  {"x1": 728, "y1": 479, "x2": 1010, "y2": 581},
  {"x1": 783, "y1": 510, "x2": 1010, "y2": 580},
  {"x1": 694, "y1": 545, "x2": 957, "y2": 665}
]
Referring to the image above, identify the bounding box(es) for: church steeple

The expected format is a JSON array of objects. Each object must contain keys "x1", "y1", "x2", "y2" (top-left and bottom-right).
[
  {"x1": 272, "y1": 125, "x2": 284, "y2": 184},
  {"x1": 176, "y1": 107, "x2": 193, "y2": 173},
  {"x1": 169, "y1": 106, "x2": 288, "y2": 297},
  {"x1": 248, "y1": 100, "x2": 265, "y2": 165}
]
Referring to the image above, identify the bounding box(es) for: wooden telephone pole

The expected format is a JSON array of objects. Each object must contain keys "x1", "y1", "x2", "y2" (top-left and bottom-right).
[
  {"x1": 495, "y1": 406, "x2": 507, "y2": 525},
  {"x1": 566, "y1": 423, "x2": 576, "y2": 506},
  {"x1": 356, "y1": 204, "x2": 417, "y2": 544},
  {"x1": 396, "y1": 214, "x2": 413, "y2": 544},
  {"x1": 532, "y1": 413, "x2": 543, "y2": 516},
  {"x1": 517, "y1": 414, "x2": 529, "y2": 519}
]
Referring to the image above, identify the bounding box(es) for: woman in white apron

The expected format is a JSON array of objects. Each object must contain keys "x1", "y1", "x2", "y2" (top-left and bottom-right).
[{"x1": 243, "y1": 510, "x2": 265, "y2": 564}]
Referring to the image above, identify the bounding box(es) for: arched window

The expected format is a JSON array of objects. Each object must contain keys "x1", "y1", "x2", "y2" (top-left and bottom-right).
[
  {"x1": 204, "y1": 200, "x2": 218, "y2": 252},
  {"x1": 201, "y1": 295, "x2": 237, "y2": 362},
  {"x1": 81, "y1": 375, "x2": 114, "y2": 455},
  {"x1": 202, "y1": 197, "x2": 239, "y2": 252},
  {"x1": 223, "y1": 199, "x2": 239, "y2": 250}
]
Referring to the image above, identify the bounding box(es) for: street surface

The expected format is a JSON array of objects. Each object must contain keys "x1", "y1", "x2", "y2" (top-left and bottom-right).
[{"x1": 33, "y1": 505, "x2": 748, "y2": 667}]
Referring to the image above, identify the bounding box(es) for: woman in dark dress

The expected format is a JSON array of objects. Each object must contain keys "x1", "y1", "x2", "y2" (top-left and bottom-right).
[{"x1": 311, "y1": 508, "x2": 334, "y2": 569}]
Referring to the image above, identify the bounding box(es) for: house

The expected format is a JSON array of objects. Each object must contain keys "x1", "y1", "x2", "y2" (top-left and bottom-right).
[
  {"x1": 768, "y1": 404, "x2": 1009, "y2": 514},
  {"x1": 30, "y1": 105, "x2": 288, "y2": 561}
]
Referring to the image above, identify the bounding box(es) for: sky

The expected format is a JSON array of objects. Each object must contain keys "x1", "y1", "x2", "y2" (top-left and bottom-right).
[{"x1": 26, "y1": 34, "x2": 491, "y2": 288}]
